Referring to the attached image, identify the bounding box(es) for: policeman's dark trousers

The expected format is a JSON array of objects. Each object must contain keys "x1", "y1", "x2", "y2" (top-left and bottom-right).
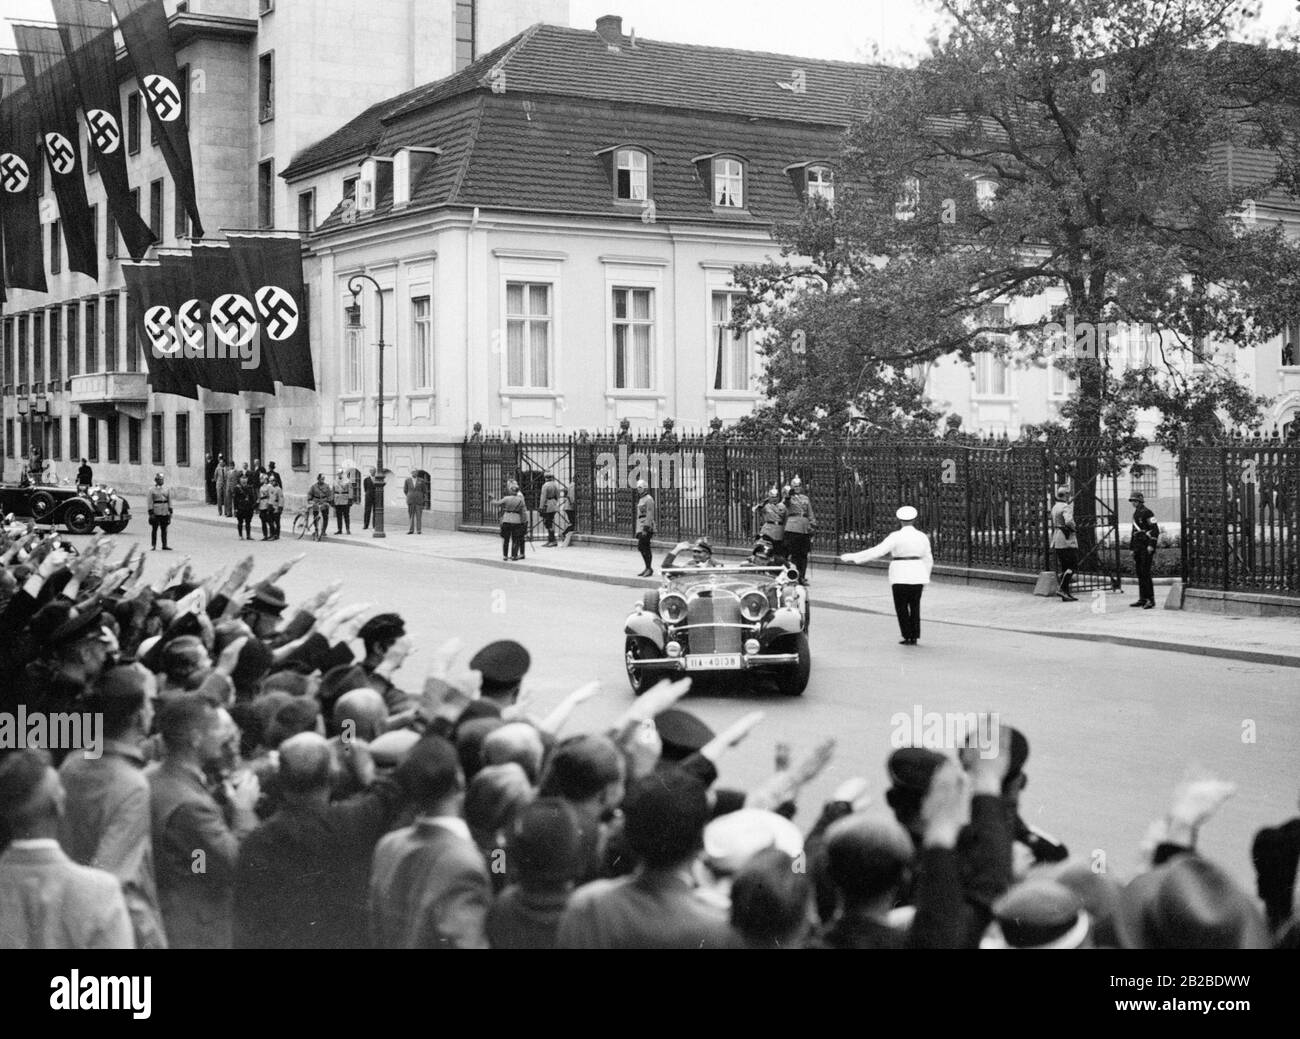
[
  {"x1": 785, "y1": 532, "x2": 812, "y2": 580},
  {"x1": 498, "y1": 521, "x2": 524, "y2": 558},
  {"x1": 542, "y1": 512, "x2": 556, "y2": 543},
  {"x1": 636, "y1": 531, "x2": 653, "y2": 571},
  {"x1": 363, "y1": 497, "x2": 373, "y2": 529},
  {"x1": 408, "y1": 504, "x2": 422, "y2": 534},
  {"x1": 260, "y1": 511, "x2": 272, "y2": 539},
  {"x1": 336, "y1": 505, "x2": 352, "y2": 533},
  {"x1": 149, "y1": 516, "x2": 169, "y2": 549},
  {"x1": 1134, "y1": 549, "x2": 1155, "y2": 603},
  {"x1": 892, "y1": 584, "x2": 923, "y2": 641},
  {"x1": 1055, "y1": 548, "x2": 1079, "y2": 596},
  {"x1": 236, "y1": 512, "x2": 253, "y2": 539},
  {"x1": 273, "y1": 508, "x2": 282, "y2": 538}
]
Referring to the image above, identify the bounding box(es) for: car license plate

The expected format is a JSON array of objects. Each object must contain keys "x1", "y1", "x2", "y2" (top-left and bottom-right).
[{"x1": 686, "y1": 654, "x2": 740, "y2": 671}]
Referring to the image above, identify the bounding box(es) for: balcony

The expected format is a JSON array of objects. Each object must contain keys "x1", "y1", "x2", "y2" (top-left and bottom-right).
[{"x1": 68, "y1": 372, "x2": 150, "y2": 420}]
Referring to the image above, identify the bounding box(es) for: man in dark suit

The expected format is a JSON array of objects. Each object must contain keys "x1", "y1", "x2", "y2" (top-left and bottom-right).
[
  {"x1": 149, "y1": 695, "x2": 261, "y2": 949},
  {"x1": 368, "y1": 735, "x2": 491, "y2": 948},
  {"x1": 1252, "y1": 801, "x2": 1300, "y2": 932},
  {"x1": 362, "y1": 467, "x2": 376, "y2": 529},
  {"x1": 1128, "y1": 492, "x2": 1160, "y2": 609},
  {"x1": 234, "y1": 733, "x2": 408, "y2": 948}
]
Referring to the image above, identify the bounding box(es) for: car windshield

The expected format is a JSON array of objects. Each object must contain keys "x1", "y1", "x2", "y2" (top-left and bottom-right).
[{"x1": 664, "y1": 565, "x2": 787, "y2": 594}]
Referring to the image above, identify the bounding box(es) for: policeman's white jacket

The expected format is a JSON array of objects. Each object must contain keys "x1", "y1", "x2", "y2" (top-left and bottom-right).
[{"x1": 844, "y1": 526, "x2": 934, "y2": 585}]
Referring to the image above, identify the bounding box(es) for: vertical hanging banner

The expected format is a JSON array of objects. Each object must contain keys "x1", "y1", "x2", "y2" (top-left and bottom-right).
[
  {"x1": 14, "y1": 22, "x2": 98, "y2": 281},
  {"x1": 192, "y1": 240, "x2": 275, "y2": 394},
  {"x1": 53, "y1": 0, "x2": 157, "y2": 260},
  {"x1": 0, "y1": 54, "x2": 48, "y2": 293},
  {"x1": 156, "y1": 248, "x2": 204, "y2": 395},
  {"x1": 110, "y1": 0, "x2": 204, "y2": 239},
  {"x1": 227, "y1": 232, "x2": 315, "y2": 391},
  {"x1": 123, "y1": 256, "x2": 197, "y2": 399}
]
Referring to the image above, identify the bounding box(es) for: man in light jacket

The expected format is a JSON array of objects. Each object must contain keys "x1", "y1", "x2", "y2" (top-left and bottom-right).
[{"x1": 840, "y1": 505, "x2": 933, "y2": 645}]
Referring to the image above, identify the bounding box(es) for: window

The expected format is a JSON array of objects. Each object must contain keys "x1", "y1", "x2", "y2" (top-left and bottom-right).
[
  {"x1": 412, "y1": 296, "x2": 432, "y2": 388},
  {"x1": 68, "y1": 415, "x2": 78, "y2": 463},
  {"x1": 128, "y1": 417, "x2": 141, "y2": 464},
  {"x1": 150, "y1": 180, "x2": 163, "y2": 239},
  {"x1": 126, "y1": 295, "x2": 140, "y2": 373},
  {"x1": 975, "y1": 304, "x2": 1010, "y2": 396},
  {"x1": 51, "y1": 417, "x2": 61, "y2": 461},
  {"x1": 908, "y1": 361, "x2": 930, "y2": 388},
  {"x1": 710, "y1": 291, "x2": 751, "y2": 392},
  {"x1": 19, "y1": 419, "x2": 27, "y2": 457},
  {"x1": 975, "y1": 177, "x2": 997, "y2": 211},
  {"x1": 455, "y1": 0, "x2": 475, "y2": 70},
  {"x1": 1131, "y1": 464, "x2": 1158, "y2": 499},
  {"x1": 18, "y1": 315, "x2": 27, "y2": 386},
  {"x1": 896, "y1": 176, "x2": 921, "y2": 221},
  {"x1": 5, "y1": 420, "x2": 11, "y2": 458},
  {"x1": 1048, "y1": 359, "x2": 1069, "y2": 398},
  {"x1": 298, "y1": 189, "x2": 315, "y2": 232},
  {"x1": 105, "y1": 295, "x2": 119, "y2": 371},
  {"x1": 48, "y1": 309, "x2": 60, "y2": 385},
  {"x1": 258, "y1": 159, "x2": 274, "y2": 228},
  {"x1": 504, "y1": 282, "x2": 551, "y2": 388},
  {"x1": 1282, "y1": 320, "x2": 1299, "y2": 367},
  {"x1": 616, "y1": 149, "x2": 648, "y2": 201},
  {"x1": 258, "y1": 52, "x2": 274, "y2": 122},
  {"x1": 175, "y1": 192, "x2": 188, "y2": 239},
  {"x1": 260, "y1": 0, "x2": 274, "y2": 13},
  {"x1": 85, "y1": 299, "x2": 98, "y2": 373},
  {"x1": 107, "y1": 415, "x2": 119, "y2": 462},
  {"x1": 291, "y1": 440, "x2": 309, "y2": 470},
  {"x1": 127, "y1": 91, "x2": 140, "y2": 154},
  {"x1": 343, "y1": 176, "x2": 358, "y2": 203},
  {"x1": 106, "y1": 209, "x2": 117, "y2": 259},
  {"x1": 344, "y1": 326, "x2": 363, "y2": 393},
  {"x1": 88, "y1": 417, "x2": 99, "y2": 462},
  {"x1": 151, "y1": 415, "x2": 164, "y2": 464},
  {"x1": 612, "y1": 287, "x2": 653, "y2": 389},
  {"x1": 51, "y1": 220, "x2": 62, "y2": 275},
  {"x1": 2, "y1": 318, "x2": 11, "y2": 386},
  {"x1": 66, "y1": 304, "x2": 79, "y2": 377},
  {"x1": 714, "y1": 158, "x2": 744, "y2": 208},
  {"x1": 32, "y1": 312, "x2": 44, "y2": 386},
  {"x1": 89, "y1": 205, "x2": 97, "y2": 255},
  {"x1": 806, "y1": 165, "x2": 834, "y2": 205}
]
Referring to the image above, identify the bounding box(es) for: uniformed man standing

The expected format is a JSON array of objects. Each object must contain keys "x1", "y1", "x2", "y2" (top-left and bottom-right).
[
  {"x1": 539, "y1": 471, "x2": 566, "y2": 547},
  {"x1": 635, "y1": 479, "x2": 656, "y2": 577},
  {"x1": 147, "y1": 472, "x2": 174, "y2": 551},
  {"x1": 783, "y1": 477, "x2": 816, "y2": 585},
  {"x1": 839, "y1": 505, "x2": 933, "y2": 645},
  {"x1": 493, "y1": 479, "x2": 527, "y2": 560},
  {"x1": 754, "y1": 485, "x2": 787, "y2": 562},
  {"x1": 1128, "y1": 491, "x2": 1160, "y2": 609},
  {"x1": 1050, "y1": 486, "x2": 1079, "y2": 603}
]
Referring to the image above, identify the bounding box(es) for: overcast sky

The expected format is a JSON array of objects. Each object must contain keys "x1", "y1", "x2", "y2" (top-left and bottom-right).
[{"x1": 2, "y1": 0, "x2": 1298, "y2": 60}]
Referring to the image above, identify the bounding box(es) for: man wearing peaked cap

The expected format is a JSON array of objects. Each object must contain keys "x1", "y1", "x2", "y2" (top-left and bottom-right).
[
  {"x1": 1128, "y1": 490, "x2": 1160, "y2": 609},
  {"x1": 839, "y1": 504, "x2": 933, "y2": 645},
  {"x1": 981, "y1": 878, "x2": 1091, "y2": 949},
  {"x1": 468, "y1": 639, "x2": 531, "y2": 709}
]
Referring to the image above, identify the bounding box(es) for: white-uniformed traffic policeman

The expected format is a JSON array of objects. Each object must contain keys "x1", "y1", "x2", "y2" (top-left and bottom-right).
[{"x1": 839, "y1": 505, "x2": 933, "y2": 645}]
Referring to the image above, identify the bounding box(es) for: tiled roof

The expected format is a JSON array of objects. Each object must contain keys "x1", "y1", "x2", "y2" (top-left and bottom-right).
[{"x1": 288, "y1": 20, "x2": 882, "y2": 181}]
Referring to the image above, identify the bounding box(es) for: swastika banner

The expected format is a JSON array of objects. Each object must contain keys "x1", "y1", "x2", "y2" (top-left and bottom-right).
[
  {"x1": 228, "y1": 233, "x2": 316, "y2": 391},
  {"x1": 0, "y1": 55, "x2": 47, "y2": 294},
  {"x1": 123, "y1": 258, "x2": 199, "y2": 399}
]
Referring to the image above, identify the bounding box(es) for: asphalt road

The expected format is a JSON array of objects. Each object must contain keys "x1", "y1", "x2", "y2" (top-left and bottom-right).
[{"x1": 121, "y1": 513, "x2": 1298, "y2": 891}]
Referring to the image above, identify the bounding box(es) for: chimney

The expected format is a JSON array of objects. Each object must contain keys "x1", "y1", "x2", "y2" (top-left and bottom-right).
[{"x1": 596, "y1": 15, "x2": 623, "y2": 46}]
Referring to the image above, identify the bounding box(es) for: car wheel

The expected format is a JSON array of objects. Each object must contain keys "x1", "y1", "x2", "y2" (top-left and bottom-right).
[
  {"x1": 775, "y1": 632, "x2": 811, "y2": 696},
  {"x1": 624, "y1": 635, "x2": 659, "y2": 696},
  {"x1": 63, "y1": 501, "x2": 96, "y2": 535},
  {"x1": 30, "y1": 491, "x2": 56, "y2": 521},
  {"x1": 99, "y1": 520, "x2": 129, "y2": 534}
]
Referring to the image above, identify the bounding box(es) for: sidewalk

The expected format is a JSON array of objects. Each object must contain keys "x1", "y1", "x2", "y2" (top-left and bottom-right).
[{"x1": 173, "y1": 503, "x2": 1300, "y2": 669}]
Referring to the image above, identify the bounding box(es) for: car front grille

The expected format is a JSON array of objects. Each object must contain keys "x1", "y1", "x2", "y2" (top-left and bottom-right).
[{"x1": 686, "y1": 595, "x2": 742, "y2": 654}]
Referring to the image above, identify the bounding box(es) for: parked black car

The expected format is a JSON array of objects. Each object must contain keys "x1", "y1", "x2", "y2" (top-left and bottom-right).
[{"x1": 0, "y1": 482, "x2": 131, "y2": 535}]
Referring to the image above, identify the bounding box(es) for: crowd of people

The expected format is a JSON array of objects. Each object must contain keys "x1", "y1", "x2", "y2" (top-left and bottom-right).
[{"x1": 0, "y1": 526, "x2": 1295, "y2": 949}]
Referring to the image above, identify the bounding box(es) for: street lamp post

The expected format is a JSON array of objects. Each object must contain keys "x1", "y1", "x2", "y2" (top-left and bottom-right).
[{"x1": 347, "y1": 274, "x2": 387, "y2": 538}]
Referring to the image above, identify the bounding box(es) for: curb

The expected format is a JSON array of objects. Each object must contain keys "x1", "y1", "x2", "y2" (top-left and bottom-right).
[{"x1": 170, "y1": 509, "x2": 1300, "y2": 670}]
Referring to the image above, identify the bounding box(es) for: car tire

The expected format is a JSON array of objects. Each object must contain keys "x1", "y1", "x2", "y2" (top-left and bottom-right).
[
  {"x1": 624, "y1": 635, "x2": 659, "y2": 696},
  {"x1": 641, "y1": 590, "x2": 660, "y2": 615},
  {"x1": 775, "y1": 632, "x2": 811, "y2": 696},
  {"x1": 99, "y1": 520, "x2": 129, "y2": 534},
  {"x1": 30, "y1": 491, "x2": 56, "y2": 521},
  {"x1": 63, "y1": 501, "x2": 96, "y2": 535}
]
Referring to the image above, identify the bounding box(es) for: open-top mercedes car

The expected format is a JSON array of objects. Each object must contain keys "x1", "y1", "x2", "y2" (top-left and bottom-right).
[
  {"x1": 0, "y1": 482, "x2": 131, "y2": 535},
  {"x1": 624, "y1": 564, "x2": 811, "y2": 696}
]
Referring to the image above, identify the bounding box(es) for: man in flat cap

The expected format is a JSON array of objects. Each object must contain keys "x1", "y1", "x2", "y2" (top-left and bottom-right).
[
  {"x1": 1128, "y1": 491, "x2": 1160, "y2": 609},
  {"x1": 539, "y1": 471, "x2": 567, "y2": 548},
  {"x1": 1050, "y1": 486, "x2": 1079, "y2": 602},
  {"x1": 839, "y1": 505, "x2": 933, "y2": 645}
]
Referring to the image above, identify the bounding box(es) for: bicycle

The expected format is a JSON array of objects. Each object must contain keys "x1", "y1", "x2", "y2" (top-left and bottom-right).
[{"x1": 292, "y1": 502, "x2": 328, "y2": 541}]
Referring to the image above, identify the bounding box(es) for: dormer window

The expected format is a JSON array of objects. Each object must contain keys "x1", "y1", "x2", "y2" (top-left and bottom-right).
[
  {"x1": 895, "y1": 176, "x2": 920, "y2": 221},
  {"x1": 806, "y1": 165, "x2": 834, "y2": 205},
  {"x1": 714, "y1": 158, "x2": 745, "y2": 208},
  {"x1": 616, "y1": 149, "x2": 648, "y2": 201}
]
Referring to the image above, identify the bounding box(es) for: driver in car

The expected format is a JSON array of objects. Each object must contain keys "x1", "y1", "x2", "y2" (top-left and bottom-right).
[{"x1": 660, "y1": 537, "x2": 722, "y2": 569}]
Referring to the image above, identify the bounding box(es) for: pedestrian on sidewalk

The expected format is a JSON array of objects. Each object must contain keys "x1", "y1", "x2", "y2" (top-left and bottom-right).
[
  {"x1": 634, "y1": 480, "x2": 655, "y2": 577},
  {"x1": 258, "y1": 475, "x2": 275, "y2": 541},
  {"x1": 362, "y1": 468, "x2": 375, "y2": 530},
  {"x1": 267, "y1": 478, "x2": 284, "y2": 540},
  {"x1": 222, "y1": 461, "x2": 237, "y2": 517},
  {"x1": 147, "y1": 473, "x2": 174, "y2": 551},
  {"x1": 839, "y1": 505, "x2": 932, "y2": 645},
  {"x1": 1050, "y1": 487, "x2": 1079, "y2": 603},
  {"x1": 784, "y1": 477, "x2": 816, "y2": 585},
  {"x1": 215, "y1": 457, "x2": 228, "y2": 516},
  {"x1": 1128, "y1": 492, "x2": 1160, "y2": 609},
  {"x1": 333, "y1": 471, "x2": 354, "y2": 534},
  {"x1": 403, "y1": 468, "x2": 427, "y2": 535},
  {"x1": 555, "y1": 487, "x2": 573, "y2": 547},
  {"x1": 233, "y1": 473, "x2": 257, "y2": 540},
  {"x1": 493, "y1": 480, "x2": 527, "y2": 560},
  {"x1": 539, "y1": 471, "x2": 566, "y2": 547}
]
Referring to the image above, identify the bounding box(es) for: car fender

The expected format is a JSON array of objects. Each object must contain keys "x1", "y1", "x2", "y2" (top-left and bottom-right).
[
  {"x1": 625, "y1": 611, "x2": 667, "y2": 650},
  {"x1": 762, "y1": 607, "x2": 804, "y2": 641}
]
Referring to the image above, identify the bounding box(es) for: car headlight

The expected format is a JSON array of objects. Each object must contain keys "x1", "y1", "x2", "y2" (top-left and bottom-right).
[
  {"x1": 744, "y1": 638, "x2": 761, "y2": 655},
  {"x1": 660, "y1": 592, "x2": 688, "y2": 624},
  {"x1": 666, "y1": 641, "x2": 682, "y2": 657},
  {"x1": 740, "y1": 591, "x2": 769, "y2": 622}
]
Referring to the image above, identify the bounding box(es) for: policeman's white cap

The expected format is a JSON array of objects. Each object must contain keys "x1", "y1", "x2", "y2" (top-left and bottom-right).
[
  {"x1": 703, "y1": 809, "x2": 804, "y2": 876},
  {"x1": 896, "y1": 506, "x2": 918, "y2": 522}
]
